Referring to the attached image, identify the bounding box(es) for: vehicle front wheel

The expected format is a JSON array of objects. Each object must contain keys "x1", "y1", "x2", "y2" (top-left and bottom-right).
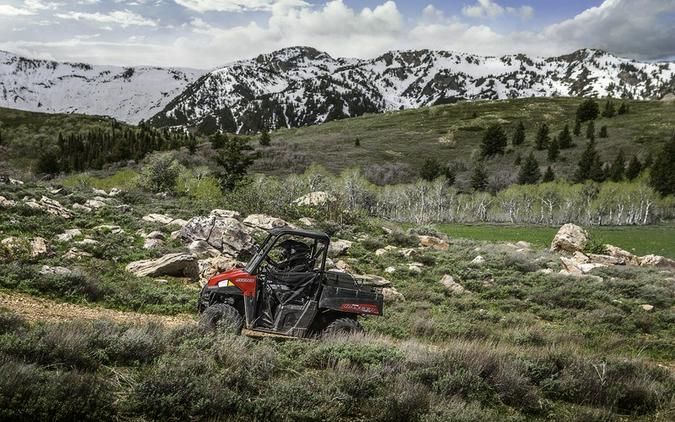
[
  {"x1": 199, "y1": 303, "x2": 244, "y2": 334},
  {"x1": 321, "y1": 317, "x2": 363, "y2": 337}
]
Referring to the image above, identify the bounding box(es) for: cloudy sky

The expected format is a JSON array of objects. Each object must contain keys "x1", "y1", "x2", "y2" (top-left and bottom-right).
[{"x1": 1, "y1": 0, "x2": 673, "y2": 69}]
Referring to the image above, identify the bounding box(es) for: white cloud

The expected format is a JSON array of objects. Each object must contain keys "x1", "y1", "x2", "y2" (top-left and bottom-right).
[
  {"x1": 0, "y1": 5, "x2": 35, "y2": 16},
  {"x1": 174, "y1": 0, "x2": 306, "y2": 13},
  {"x1": 462, "y1": 0, "x2": 504, "y2": 19},
  {"x1": 55, "y1": 9, "x2": 158, "y2": 27},
  {"x1": 24, "y1": 1, "x2": 64, "y2": 10},
  {"x1": 462, "y1": 0, "x2": 534, "y2": 20},
  {"x1": 1, "y1": 0, "x2": 672, "y2": 68}
]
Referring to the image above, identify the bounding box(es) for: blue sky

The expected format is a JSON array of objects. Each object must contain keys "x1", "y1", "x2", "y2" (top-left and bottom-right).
[{"x1": 0, "y1": 1, "x2": 673, "y2": 68}]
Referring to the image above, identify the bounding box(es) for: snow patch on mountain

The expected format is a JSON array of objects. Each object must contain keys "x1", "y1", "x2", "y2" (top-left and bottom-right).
[{"x1": 0, "y1": 50, "x2": 204, "y2": 124}]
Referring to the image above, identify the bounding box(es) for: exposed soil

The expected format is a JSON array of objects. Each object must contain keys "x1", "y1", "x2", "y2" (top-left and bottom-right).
[{"x1": 0, "y1": 291, "x2": 196, "y2": 327}]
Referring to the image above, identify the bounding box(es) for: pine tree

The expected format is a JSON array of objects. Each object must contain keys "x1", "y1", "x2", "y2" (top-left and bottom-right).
[
  {"x1": 576, "y1": 99, "x2": 600, "y2": 122},
  {"x1": 649, "y1": 133, "x2": 675, "y2": 196},
  {"x1": 420, "y1": 157, "x2": 441, "y2": 181},
  {"x1": 186, "y1": 135, "x2": 198, "y2": 154},
  {"x1": 511, "y1": 121, "x2": 525, "y2": 146},
  {"x1": 518, "y1": 152, "x2": 541, "y2": 184},
  {"x1": 470, "y1": 162, "x2": 489, "y2": 192},
  {"x1": 0, "y1": 129, "x2": 3, "y2": 146},
  {"x1": 574, "y1": 139, "x2": 604, "y2": 182},
  {"x1": 210, "y1": 132, "x2": 227, "y2": 149},
  {"x1": 558, "y1": 124, "x2": 573, "y2": 149},
  {"x1": 609, "y1": 150, "x2": 625, "y2": 181},
  {"x1": 586, "y1": 120, "x2": 595, "y2": 140},
  {"x1": 215, "y1": 137, "x2": 258, "y2": 191},
  {"x1": 481, "y1": 124, "x2": 508, "y2": 157},
  {"x1": 617, "y1": 102, "x2": 629, "y2": 115},
  {"x1": 514, "y1": 153, "x2": 522, "y2": 166},
  {"x1": 599, "y1": 125, "x2": 608, "y2": 138},
  {"x1": 602, "y1": 100, "x2": 616, "y2": 118},
  {"x1": 535, "y1": 123, "x2": 550, "y2": 150},
  {"x1": 354, "y1": 137, "x2": 361, "y2": 147},
  {"x1": 36, "y1": 149, "x2": 60, "y2": 175},
  {"x1": 547, "y1": 136, "x2": 560, "y2": 162},
  {"x1": 259, "y1": 130, "x2": 271, "y2": 147},
  {"x1": 573, "y1": 118, "x2": 582, "y2": 137},
  {"x1": 542, "y1": 166, "x2": 555, "y2": 182},
  {"x1": 643, "y1": 152, "x2": 653, "y2": 168},
  {"x1": 444, "y1": 165, "x2": 456, "y2": 186},
  {"x1": 625, "y1": 155, "x2": 642, "y2": 180}
]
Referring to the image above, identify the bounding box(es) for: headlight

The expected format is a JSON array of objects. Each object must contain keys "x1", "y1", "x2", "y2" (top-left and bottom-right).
[{"x1": 217, "y1": 280, "x2": 231, "y2": 287}]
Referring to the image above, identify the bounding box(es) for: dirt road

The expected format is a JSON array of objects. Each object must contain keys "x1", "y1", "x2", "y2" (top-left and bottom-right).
[{"x1": 0, "y1": 291, "x2": 196, "y2": 327}]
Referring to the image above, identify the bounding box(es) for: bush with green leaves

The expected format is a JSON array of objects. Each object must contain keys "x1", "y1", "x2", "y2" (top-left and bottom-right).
[{"x1": 140, "y1": 152, "x2": 185, "y2": 193}]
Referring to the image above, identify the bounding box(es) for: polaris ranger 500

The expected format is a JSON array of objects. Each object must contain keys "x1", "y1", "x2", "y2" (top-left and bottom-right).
[{"x1": 198, "y1": 228, "x2": 383, "y2": 338}]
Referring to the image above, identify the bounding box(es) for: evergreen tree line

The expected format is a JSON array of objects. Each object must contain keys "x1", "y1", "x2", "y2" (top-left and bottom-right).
[{"x1": 36, "y1": 124, "x2": 194, "y2": 174}]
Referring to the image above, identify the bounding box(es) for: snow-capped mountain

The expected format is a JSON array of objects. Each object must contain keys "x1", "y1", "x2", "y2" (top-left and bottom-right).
[
  {"x1": 0, "y1": 50, "x2": 204, "y2": 124},
  {"x1": 149, "y1": 47, "x2": 675, "y2": 133}
]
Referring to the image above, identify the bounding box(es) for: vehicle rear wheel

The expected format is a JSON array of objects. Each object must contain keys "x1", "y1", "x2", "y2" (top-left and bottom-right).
[
  {"x1": 199, "y1": 303, "x2": 243, "y2": 334},
  {"x1": 321, "y1": 317, "x2": 363, "y2": 337}
]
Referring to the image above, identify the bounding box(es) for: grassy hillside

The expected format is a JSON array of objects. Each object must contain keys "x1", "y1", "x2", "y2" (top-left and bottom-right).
[
  {"x1": 263, "y1": 97, "x2": 675, "y2": 184},
  {"x1": 0, "y1": 107, "x2": 124, "y2": 173},
  {"x1": 1, "y1": 178, "x2": 674, "y2": 420}
]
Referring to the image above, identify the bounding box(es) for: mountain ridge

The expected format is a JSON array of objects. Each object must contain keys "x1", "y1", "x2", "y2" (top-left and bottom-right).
[{"x1": 1, "y1": 47, "x2": 673, "y2": 131}]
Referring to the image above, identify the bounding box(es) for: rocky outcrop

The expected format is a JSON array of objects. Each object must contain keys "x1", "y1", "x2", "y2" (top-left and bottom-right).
[
  {"x1": 56, "y1": 229, "x2": 82, "y2": 242},
  {"x1": 179, "y1": 214, "x2": 255, "y2": 259},
  {"x1": 440, "y1": 274, "x2": 466, "y2": 295},
  {"x1": 293, "y1": 191, "x2": 336, "y2": 207},
  {"x1": 243, "y1": 214, "x2": 293, "y2": 231},
  {"x1": 639, "y1": 254, "x2": 675, "y2": 270},
  {"x1": 197, "y1": 255, "x2": 241, "y2": 286},
  {"x1": 328, "y1": 239, "x2": 352, "y2": 257},
  {"x1": 1, "y1": 236, "x2": 49, "y2": 258},
  {"x1": 382, "y1": 287, "x2": 405, "y2": 302},
  {"x1": 418, "y1": 235, "x2": 449, "y2": 251},
  {"x1": 470, "y1": 255, "x2": 485, "y2": 266},
  {"x1": 126, "y1": 253, "x2": 198, "y2": 278},
  {"x1": 142, "y1": 213, "x2": 188, "y2": 227},
  {"x1": 23, "y1": 196, "x2": 72, "y2": 218},
  {"x1": 0, "y1": 195, "x2": 16, "y2": 208},
  {"x1": 550, "y1": 224, "x2": 588, "y2": 253},
  {"x1": 353, "y1": 274, "x2": 391, "y2": 287},
  {"x1": 39, "y1": 265, "x2": 72, "y2": 276},
  {"x1": 143, "y1": 231, "x2": 165, "y2": 249}
]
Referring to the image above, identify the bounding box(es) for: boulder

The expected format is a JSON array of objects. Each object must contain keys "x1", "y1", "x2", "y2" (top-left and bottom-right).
[
  {"x1": 639, "y1": 255, "x2": 675, "y2": 271},
  {"x1": 440, "y1": 274, "x2": 465, "y2": 295},
  {"x1": 39, "y1": 265, "x2": 72, "y2": 276},
  {"x1": 188, "y1": 240, "x2": 221, "y2": 259},
  {"x1": 209, "y1": 209, "x2": 241, "y2": 219},
  {"x1": 23, "y1": 196, "x2": 72, "y2": 218},
  {"x1": 408, "y1": 263, "x2": 423, "y2": 274},
  {"x1": 71, "y1": 203, "x2": 92, "y2": 213},
  {"x1": 293, "y1": 191, "x2": 336, "y2": 207},
  {"x1": 179, "y1": 215, "x2": 255, "y2": 259},
  {"x1": 56, "y1": 229, "x2": 82, "y2": 242},
  {"x1": 605, "y1": 244, "x2": 640, "y2": 265},
  {"x1": 400, "y1": 248, "x2": 420, "y2": 259},
  {"x1": 143, "y1": 238, "x2": 164, "y2": 249},
  {"x1": 418, "y1": 235, "x2": 449, "y2": 251},
  {"x1": 0, "y1": 195, "x2": 16, "y2": 208},
  {"x1": 298, "y1": 217, "x2": 317, "y2": 227},
  {"x1": 515, "y1": 241, "x2": 532, "y2": 250},
  {"x1": 30, "y1": 237, "x2": 49, "y2": 258},
  {"x1": 0, "y1": 176, "x2": 23, "y2": 185},
  {"x1": 109, "y1": 188, "x2": 122, "y2": 197},
  {"x1": 560, "y1": 256, "x2": 606, "y2": 275},
  {"x1": 587, "y1": 253, "x2": 626, "y2": 266},
  {"x1": 470, "y1": 255, "x2": 485, "y2": 265},
  {"x1": 641, "y1": 304, "x2": 654, "y2": 311},
  {"x1": 1, "y1": 237, "x2": 30, "y2": 256},
  {"x1": 550, "y1": 223, "x2": 588, "y2": 253},
  {"x1": 382, "y1": 287, "x2": 405, "y2": 302},
  {"x1": 142, "y1": 213, "x2": 188, "y2": 227},
  {"x1": 126, "y1": 253, "x2": 198, "y2": 278},
  {"x1": 384, "y1": 266, "x2": 396, "y2": 274},
  {"x1": 328, "y1": 239, "x2": 352, "y2": 256},
  {"x1": 84, "y1": 199, "x2": 106, "y2": 209},
  {"x1": 63, "y1": 248, "x2": 92, "y2": 260},
  {"x1": 334, "y1": 260, "x2": 354, "y2": 273},
  {"x1": 243, "y1": 214, "x2": 292, "y2": 231},
  {"x1": 197, "y1": 255, "x2": 240, "y2": 286},
  {"x1": 146, "y1": 231, "x2": 165, "y2": 240},
  {"x1": 353, "y1": 274, "x2": 391, "y2": 287},
  {"x1": 75, "y1": 238, "x2": 99, "y2": 246}
]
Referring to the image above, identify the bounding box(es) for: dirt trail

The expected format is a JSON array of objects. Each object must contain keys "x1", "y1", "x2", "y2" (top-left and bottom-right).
[{"x1": 0, "y1": 292, "x2": 196, "y2": 327}]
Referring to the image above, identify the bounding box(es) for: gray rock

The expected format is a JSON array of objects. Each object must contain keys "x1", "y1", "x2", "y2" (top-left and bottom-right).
[
  {"x1": 243, "y1": 214, "x2": 293, "y2": 231},
  {"x1": 440, "y1": 274, "x2": 466, "y2": 294},
  {"x1": 550, "y1": 223, "x2": 588, "y2": 253},
  {"x1": 328, "y1": 239, "x2": 353, "y2": 257},
  {"x1": 39, "y1": 265, "x2": 72, "y2": 276},
  {"x1": 56, "y1": 229, "x2": 82, "y2": 242},
  {"x1": 180, "y1": 215, "x2": 255, "y2": 259},
  {"x1": 126, "y1": 253, "x2": 198, "y2": 278},
  {"x1": 470, "y1": 255, "x2": 485, "y2": 265}
]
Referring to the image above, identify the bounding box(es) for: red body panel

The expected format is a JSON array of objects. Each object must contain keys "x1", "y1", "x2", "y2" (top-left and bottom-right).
[
  {"x1": 207, "y1": 268, "x2": 257, "y2": 297},
  {"x1": 339, "y1": 303, "x2": 380, "y2": 315}
]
